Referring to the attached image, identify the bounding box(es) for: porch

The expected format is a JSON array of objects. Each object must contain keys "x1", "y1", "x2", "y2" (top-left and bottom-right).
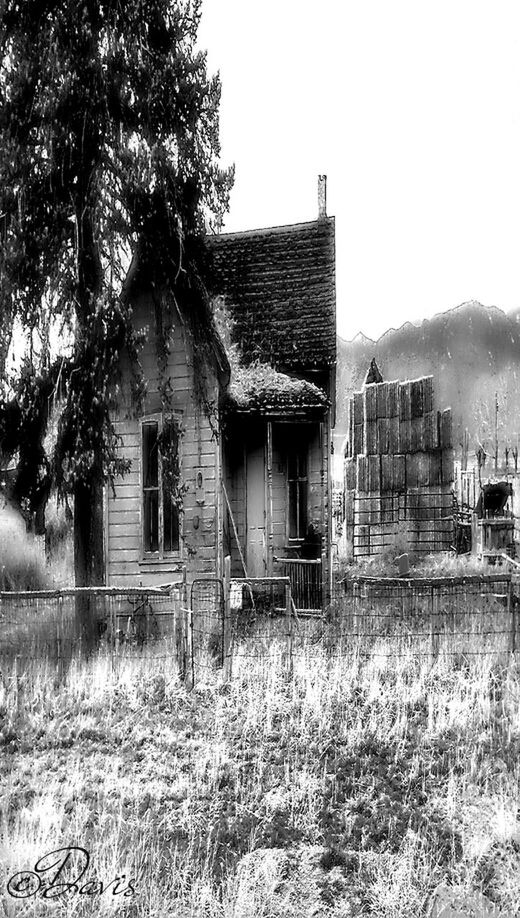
[{"x1": 223, "y1": 414, "x2": 332, "y2": 612}]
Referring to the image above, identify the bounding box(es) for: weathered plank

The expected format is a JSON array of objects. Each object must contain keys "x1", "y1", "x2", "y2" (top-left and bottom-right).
[
  {"x1": 364, "y1": 384, "x2": 377, "y2": 422},
  {"x1": 376, "y1": 383, "x2": 388, "y2": 419}
]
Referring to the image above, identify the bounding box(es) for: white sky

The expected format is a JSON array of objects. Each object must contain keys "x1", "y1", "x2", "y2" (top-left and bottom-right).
[{"x1": 199, "y1": 1, "x2": 520, "y2": 341}]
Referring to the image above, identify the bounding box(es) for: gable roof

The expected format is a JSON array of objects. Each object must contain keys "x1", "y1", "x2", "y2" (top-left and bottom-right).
[
  {"x1": 122, "y1": 252, "x2": 230, "y2": 387},
  {"x1": 208, "y1": 217, "x2": 336, "y2": 371},
  {"x1": 365, "y1": 358, "x2": 383, "y2": 385}
]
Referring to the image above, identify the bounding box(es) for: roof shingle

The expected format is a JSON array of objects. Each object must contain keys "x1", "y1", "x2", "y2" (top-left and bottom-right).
[{"x1": 208, "y1": 217, "x2": 336, "y2": 371}]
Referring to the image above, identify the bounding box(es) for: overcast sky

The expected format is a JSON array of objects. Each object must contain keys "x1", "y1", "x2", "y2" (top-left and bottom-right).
[{"x1": 199, "y1": 1, "x2": 520, "y2": 341}]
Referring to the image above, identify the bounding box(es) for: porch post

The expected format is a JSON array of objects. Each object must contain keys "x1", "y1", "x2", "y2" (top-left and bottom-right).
[
  {"x1": 216, "y1": 430, "x2": 223, "y2": 582},
  {"x1": 320, "y1": 418, "x2": 330, "y2": 607},
  {"x1": 320, "y1": 421, "x2": 324, "y2": 609},
  {"x1": 267, "y1": 420, "x2": 274, "y2": 575}
]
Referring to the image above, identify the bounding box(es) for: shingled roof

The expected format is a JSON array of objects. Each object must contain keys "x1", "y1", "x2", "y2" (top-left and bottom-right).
[{"x1": 208, "y1": 217, "x2": 336, "y2": 371}]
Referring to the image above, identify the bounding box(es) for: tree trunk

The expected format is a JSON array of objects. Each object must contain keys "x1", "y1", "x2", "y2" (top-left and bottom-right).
[
  {"x1": 72, "y1": 178, "x2": 105, "y2": 653},
  {"x1": 74, "y1": 478, "x2": 104, "y2": 586},
  {"x1": 74, "y1": 476, "x2": 104, "y2": 655}
]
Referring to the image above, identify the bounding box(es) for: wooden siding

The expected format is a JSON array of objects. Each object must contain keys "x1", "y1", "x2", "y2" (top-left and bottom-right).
[{"x1": 106, "y1": 293, "x2": 221, "y2": 587}]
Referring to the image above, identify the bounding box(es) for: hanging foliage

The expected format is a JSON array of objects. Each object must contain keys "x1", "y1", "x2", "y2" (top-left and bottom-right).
[{"x1": 0, "y1": 0, "x2": 233, "y2": 582}]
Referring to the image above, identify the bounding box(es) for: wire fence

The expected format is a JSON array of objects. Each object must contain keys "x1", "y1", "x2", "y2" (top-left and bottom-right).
[
  {"x1": 0, "y1": 584, "x2": 186, "y2": 674},
  {"x1": 187, "y1": 570, "x2": 520, "y2": 683},
  {"x1": 335, "y1": 573, "x2": 517, "y2": 659},
  {"x1": 1, "y1": 572, "x2": 519, "y2": 684}
]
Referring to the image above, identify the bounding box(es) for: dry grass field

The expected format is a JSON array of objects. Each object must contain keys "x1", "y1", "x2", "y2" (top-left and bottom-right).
[{"x1": 1, "y1": 631, "x2": 519, "y2": 917}]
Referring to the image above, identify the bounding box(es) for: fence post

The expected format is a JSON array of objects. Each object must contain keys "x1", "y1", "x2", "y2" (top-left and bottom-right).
[
  {"x1": 174, "y1": 594, "x2": 186, "y2": 683},
  {"x1": 14, "y1": 656, "x2": 21, "y2": 717},
  {"x1": 186, "y1": 585, "x2": 195, "y2": 691},
  {"x1": 110, "y1": 594, "x2": 117, "y2": 674},
  {"x1": 431, "y1": 585, "x2": 439, "y2": 660},
  {"x1": 510, "y1": 577, "x2": 517, "y2": 655},
  {"x1": 223, "y1": 555, "x2": 232, "y2": 682},
  {"x1": 285, "y1": 582, "x2": 293, "y2": 675},
  {"x1": 56, "y1": 595, "x2": 64, "y2": 682}
]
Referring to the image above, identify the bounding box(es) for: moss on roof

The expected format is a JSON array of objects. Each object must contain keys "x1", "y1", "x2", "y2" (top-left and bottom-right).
[{"x1": 226, "y1": 361, "x2": 328, "y2": 413}]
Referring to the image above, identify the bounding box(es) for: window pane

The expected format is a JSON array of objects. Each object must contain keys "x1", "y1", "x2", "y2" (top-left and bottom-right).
[
  {"x1": 160, "y1": 420, "x2": 178, "y2": 490},
  {"x1": 143, "y1": 423, "x2": 159, "y2": 488},
  {"x1": 163, "y1": 492, "x2": 179, "y2": 552},
  {"x1": 299, "y1": 480, "x2": 308, "y2": 536},
  {"x1": 143, "y1": 490, "x2": 159, "y2": 552},
  {"x1": 288, "y1": 453, "x2": 297, "y2": 480},
  {"x1": 161, "y1": 418, "x2": 180, "y2": 552},
  {"x1": 289, "y1": 480, "x2": 297, "y2": 539}
]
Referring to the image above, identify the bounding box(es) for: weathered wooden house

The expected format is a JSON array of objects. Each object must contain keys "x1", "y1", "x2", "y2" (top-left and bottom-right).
[{"x1": 105, "y1": 187, "x2": 336, "y2": 611}]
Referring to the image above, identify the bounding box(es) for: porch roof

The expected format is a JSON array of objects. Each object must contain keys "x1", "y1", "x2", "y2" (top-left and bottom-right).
[
  {"x1": 208, "y1": 218, "x2": 336, "y2": 372},
  {"x1": 226, "y1": 362, "x2": 329, "y2": 415}
]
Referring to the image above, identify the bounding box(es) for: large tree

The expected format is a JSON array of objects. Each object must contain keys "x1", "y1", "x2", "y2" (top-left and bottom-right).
[{"x1": 0, "y1": 0, "x2": 233, "y2": 585}]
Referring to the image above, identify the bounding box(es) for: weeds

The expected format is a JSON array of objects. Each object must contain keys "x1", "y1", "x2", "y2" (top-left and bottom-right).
[
  {"x1": 0, "y1": 640, "x2": 519, "y2": 916},
  {"x1": 341, "y1": 551, "x2": 488, "y2": 580}
]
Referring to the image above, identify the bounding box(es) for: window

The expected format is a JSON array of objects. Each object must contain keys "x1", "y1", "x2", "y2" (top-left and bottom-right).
[
  {"x1": 288, "y1": 449, "x2": 308, "y2": 540},
  {"x1": 142, "y1": 417, "x2": 180, "y2": 555}
]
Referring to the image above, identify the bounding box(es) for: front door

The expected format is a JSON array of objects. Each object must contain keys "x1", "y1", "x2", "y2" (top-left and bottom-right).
[{"x1": 246, "y1": 436, "x2": 266, "y2": 577}]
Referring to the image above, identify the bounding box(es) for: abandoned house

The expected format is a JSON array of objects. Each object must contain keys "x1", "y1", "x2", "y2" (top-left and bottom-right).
[
  {"x1": 105, "y1": 183, "x2": 336, "y2": 611},
  {"x1": 343, "y1": 365, "x2": 454, "y2": 558}
]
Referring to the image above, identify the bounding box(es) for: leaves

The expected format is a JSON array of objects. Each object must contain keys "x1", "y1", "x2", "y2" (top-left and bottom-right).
[{"x1": 0, "y1": 0, "x2": 233, "y2": 522}]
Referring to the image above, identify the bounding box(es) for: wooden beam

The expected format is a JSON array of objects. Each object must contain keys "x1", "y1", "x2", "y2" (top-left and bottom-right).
[
  {"x1": 215, "y1": 434, "x2": 223, "y2": 582},
  {"x1": 267, "y1": 421, "x2": 274, "y2": 576},
  {"x1": 222, "y1": 481, "x2": 247, "y2": 577},
  {"x1": 320, "y1": 420, "x2": 327, "y2": 609}
]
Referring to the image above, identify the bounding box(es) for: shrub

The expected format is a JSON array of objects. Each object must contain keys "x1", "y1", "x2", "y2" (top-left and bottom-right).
[{"x1": 0, "y1": 506, "x2": 48, "y2": 591}]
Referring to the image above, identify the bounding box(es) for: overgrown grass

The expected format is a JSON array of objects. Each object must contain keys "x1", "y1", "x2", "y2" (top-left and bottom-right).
[
  {"x1": 1, "y1": 635, "x2": 520, "y2": 916},
  {"x1": 341, "y1": 551, "x2": 490, "y2": 580}
]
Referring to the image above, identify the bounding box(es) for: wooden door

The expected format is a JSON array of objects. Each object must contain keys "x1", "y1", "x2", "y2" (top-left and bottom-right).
[{"x1": 246, "y1": 439, "x2": 266, "y2": 577}]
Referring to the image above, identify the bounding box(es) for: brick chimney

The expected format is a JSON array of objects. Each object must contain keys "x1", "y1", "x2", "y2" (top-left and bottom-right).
[{"x1": 318, "y1": 174, "x2": 327, "y2": 219}]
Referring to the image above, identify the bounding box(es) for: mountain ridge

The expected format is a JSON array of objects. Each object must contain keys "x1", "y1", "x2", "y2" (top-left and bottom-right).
[
  {"x1": 339, "y1": 300, "x2": 514, "y2": 347},
  {"x1": 336, "y1": 301, "x2": 520, "y2": 456}
]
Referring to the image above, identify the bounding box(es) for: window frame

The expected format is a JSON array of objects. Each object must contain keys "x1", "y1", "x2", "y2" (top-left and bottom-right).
[
  {"x1": 286, "y1": 443, "x2": 308, "y2": 544},
  {"x1": 140, "y1": 413, "x2": 182, "y2": 560}
]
